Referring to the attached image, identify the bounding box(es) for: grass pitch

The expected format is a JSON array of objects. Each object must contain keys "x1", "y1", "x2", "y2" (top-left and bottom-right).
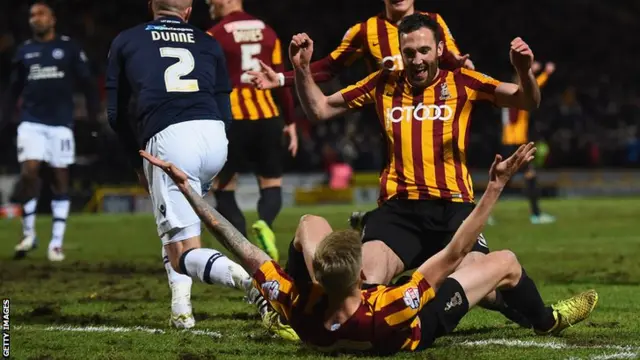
[{"x1": 2, "y1": 198, "x2": 640, "y2": 360}]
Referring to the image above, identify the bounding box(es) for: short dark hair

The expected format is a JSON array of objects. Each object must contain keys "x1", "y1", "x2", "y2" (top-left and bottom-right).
[{"x1": 398, "y1": 13, "x2": 441, "y2": 44}]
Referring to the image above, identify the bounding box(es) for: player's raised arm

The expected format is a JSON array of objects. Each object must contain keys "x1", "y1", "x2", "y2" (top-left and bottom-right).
[
  {"x1": 416, "y1": 143, "x2": 537, "y2": 289},
  {"x1": 270, "y1": 37, "x2": 300, "y2": 156},
  {"x1": 139, "y1": 150, "x2": 272, "y2": 275},
  {"x1": 72, "y1": 43, "x2": 100, "y2": 123},
  {"x1": 493, "y1": 38, "x2": 541, "y2": 111},
  {"x1": 0, "y1": 52, "x2": 26, "y2": 133},
  {"x1": 292, "y1": 33, "x2": 377, "y2": 122},
  {"x1": 105, "y1": 35, "x2": 141, "y2": 168}
]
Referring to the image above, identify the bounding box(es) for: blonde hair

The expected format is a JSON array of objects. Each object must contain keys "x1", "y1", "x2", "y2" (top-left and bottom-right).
[{"x1": 312, "y1": 230, "x2": 362, "y2": 297}]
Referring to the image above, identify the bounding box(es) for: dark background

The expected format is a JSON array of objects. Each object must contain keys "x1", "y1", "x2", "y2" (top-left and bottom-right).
[{"x1": 1, "y1": 0, "x2": 639, "y2": 186}]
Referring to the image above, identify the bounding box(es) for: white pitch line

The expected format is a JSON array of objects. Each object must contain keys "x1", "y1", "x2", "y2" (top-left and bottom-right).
[
  {"x1": 14, "y1": 325, "x2": 222, "y2": 338},
  {"x1": 12, "y1": 326, "x2": 640, "y2": 358},
  {"x1": 461, "y1": 339, "x2": 640, "y2": 352}
]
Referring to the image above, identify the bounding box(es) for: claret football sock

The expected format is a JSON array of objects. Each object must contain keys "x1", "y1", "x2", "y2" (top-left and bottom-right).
[
  {"x1": 257, "y1": 186, "x2": 282, "y2": 227},
  {"x1": 215, "y1": 190, "x2": 248, "y2": 237},
  {"x1": 499, "y1": 268, "x2": 556, "y2": 331},
  {"x1": 525, "y1": 177, "x2": 541, "y2": 216}
]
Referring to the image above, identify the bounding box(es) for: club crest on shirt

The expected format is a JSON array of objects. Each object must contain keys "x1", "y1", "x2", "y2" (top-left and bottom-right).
[
  {"x1": 52, "y1": 48, "x2": 64, "y2": 60},
  {"x1": 262, "y1": 280, "x2": 280, "y2": 301},
  {"x1": 403, "y1": 287, "x2": 420, "y2": 310},
  {"x1": 439, "y1": 82, "x2": 451, "y2": 100}
]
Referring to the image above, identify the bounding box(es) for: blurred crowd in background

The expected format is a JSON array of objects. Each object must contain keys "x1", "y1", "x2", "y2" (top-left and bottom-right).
[{"x1": 1, "y1": 0, "x2": 639, "y2": 183}]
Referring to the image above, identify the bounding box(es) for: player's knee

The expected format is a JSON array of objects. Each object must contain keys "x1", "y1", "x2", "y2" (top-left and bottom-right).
[
  {"x1": 492, "y1": 250, "x2": 522, "y2": 286},
  {"x1": 258, "y1": 177, "x2": 282, "y2": 188},
  {"x1": 20, "y1": 168, "x2": 39, "y2": 186}
]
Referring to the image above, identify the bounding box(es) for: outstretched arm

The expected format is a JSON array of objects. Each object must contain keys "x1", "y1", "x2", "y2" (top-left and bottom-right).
[
  {"x1": 139, "y1": 151, "x2": 271, "y2": 275},
  {"x1": 416, "y1": 143, "x2": 537, "y2": 289},
  {"x1": 290, "y1": 33, "x2": 377, "y2": 122}
]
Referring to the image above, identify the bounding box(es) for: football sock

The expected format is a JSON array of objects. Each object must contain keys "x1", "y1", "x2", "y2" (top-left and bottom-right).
[
  {"x1": 525, "y1": 177, "x2": 541, "y2": 216},
  {"x1": 257, "y1": 186, "x2": 282, "y2": 227},
  {"x1": 22, "y1": 197, "x2": 38, "y2": 237},
  {"x1": 49, "y1": 194, "x2": 70, "y2": 249},
  {"x1": 162, "y1": 247, "x2": 193, "y2": 286},
  {"x1": 500, "y1": 268, "x2": 556, "y2": 331},
  {"x1": 214, "y1": 190, "x2": 247, "y2": 237},
  {"x1": 480, "y1": 291, "x2": 532, "y2": 328},
  {"x1": 179, "y1": 248, "x2": 250, "y2": 290}
]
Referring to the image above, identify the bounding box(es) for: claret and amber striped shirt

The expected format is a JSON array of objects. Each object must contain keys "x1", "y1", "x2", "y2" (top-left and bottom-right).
[
  {"x1": 340, "y1": 68, "x2": 501, "y2": 203},
  {"x1": 282, "y1": 12, "x2": 462, "y2": 86},
  {"x1": 208, "y1": 11, "x2": 296, "y2": 123},
  {"x1": 253, "y1": 261, "x2": 436, "y2": 354}
]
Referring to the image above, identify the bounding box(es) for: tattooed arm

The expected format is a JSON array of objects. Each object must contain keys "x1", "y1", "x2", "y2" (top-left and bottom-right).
[
  {"x1": 182, "y1": 186, "x2": 271, "y2": 274},
  {"x1": 139, "y1": 150, "x2": 271, "y2": 275}
]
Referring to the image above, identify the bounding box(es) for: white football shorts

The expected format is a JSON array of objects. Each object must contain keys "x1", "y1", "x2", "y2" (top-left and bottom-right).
[
  {"x1": 143, "y1": 120, "x2": 228, "y2": 245},
  {"x1": 17, "y1": 121, "x2": 75, "y2": 168}
]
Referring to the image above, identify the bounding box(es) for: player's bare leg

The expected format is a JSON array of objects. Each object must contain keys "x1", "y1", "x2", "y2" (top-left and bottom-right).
[
  {"x1": 455, "y1": 251, "x2": 531, "y2": 328},
  {"x1": 48, "y1": 167, "x2": 70, "y2": 261},
  {"x1": 361, "y1": 241, "x2": 405, "y2": 285},
  {"x1": 253, "y1": 176, "x2": 282, "y2": 262},
  {"x1": 14, "y1": 160, "x2": 42, "y2": 259},
  {"x1": 442, "y1": 250, "x2": 597, "y2": 336}
]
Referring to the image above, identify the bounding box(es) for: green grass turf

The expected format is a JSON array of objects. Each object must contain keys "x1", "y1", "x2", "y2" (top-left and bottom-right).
[{"x1": 1, "y1": 198, "x2": 640, "y2": 360}]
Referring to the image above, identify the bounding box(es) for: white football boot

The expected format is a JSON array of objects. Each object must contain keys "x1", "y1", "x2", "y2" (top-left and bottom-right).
[
  {"x1": 14, "y1": 234, "x2": 37, "y2": 259},
  {"x1": 170, "y1": 281, "x2": 195, "y2": 329},
  {"x1": 47, "y1": 247, "x2": 66, "y2": 262}
]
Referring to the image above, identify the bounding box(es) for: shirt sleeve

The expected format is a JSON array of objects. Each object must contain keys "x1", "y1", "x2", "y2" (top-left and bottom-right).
[
  {"x1": 459, "y1": 68, "x2": 502, "y2": 103},
  {"x1": 374, "y1": 272, "x2": 435, "y2": 329},
  {"x1": 211, "y1": 39, "x2": 232, "y2": 124},
  {"x1": 252, "y1": 261, "x2": 298, "y2": 322},
  {"x1": 105, "y1": 34, "x2": 140, "y2": 168},
  {"x1": 72, "y1": 43, "x2": 99, "y2": 122},
  {"x1": 271, "y1": 37, "x2": 297, "y2": 125},
  {"x1": 339, "y1": 70, "x2": 382, "y2": 109}
]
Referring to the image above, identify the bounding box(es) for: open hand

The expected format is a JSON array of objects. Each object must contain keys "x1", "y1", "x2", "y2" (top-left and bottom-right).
[
  {"x1": 246, "y1": 60, "x2": 280, "y2": 90},
  {"x1": 139, "y1": 150, "x2": 190, "y2": 193},
  {"x1": 289, "y1": 33, "x2": 314, "y2": 70},
  {"x1": 509, "y1": 37, "x2": 534, "y2": 74},
  {"x1": 489, "y1": 142, "x2": 536, "y2": 186}
]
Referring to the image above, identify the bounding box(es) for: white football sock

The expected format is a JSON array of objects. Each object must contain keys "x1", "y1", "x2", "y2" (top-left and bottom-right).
[
  {"x1": 181, "y1": 248, "x2": 250, "y2": 290},
  {"x1": 22, "y1": 198, "x2": 38, "y2": 237},
  {"x1": 162, "y1": 247, "x2": 193, "y2": 286},
  {"x1": 49, "y1": 196, "x2": 70, "y2": 249}
]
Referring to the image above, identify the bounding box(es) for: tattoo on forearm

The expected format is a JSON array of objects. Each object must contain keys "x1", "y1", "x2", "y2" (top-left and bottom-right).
[{"x1": 184, "y1": 186, "x2": 270, "y2": 274}]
